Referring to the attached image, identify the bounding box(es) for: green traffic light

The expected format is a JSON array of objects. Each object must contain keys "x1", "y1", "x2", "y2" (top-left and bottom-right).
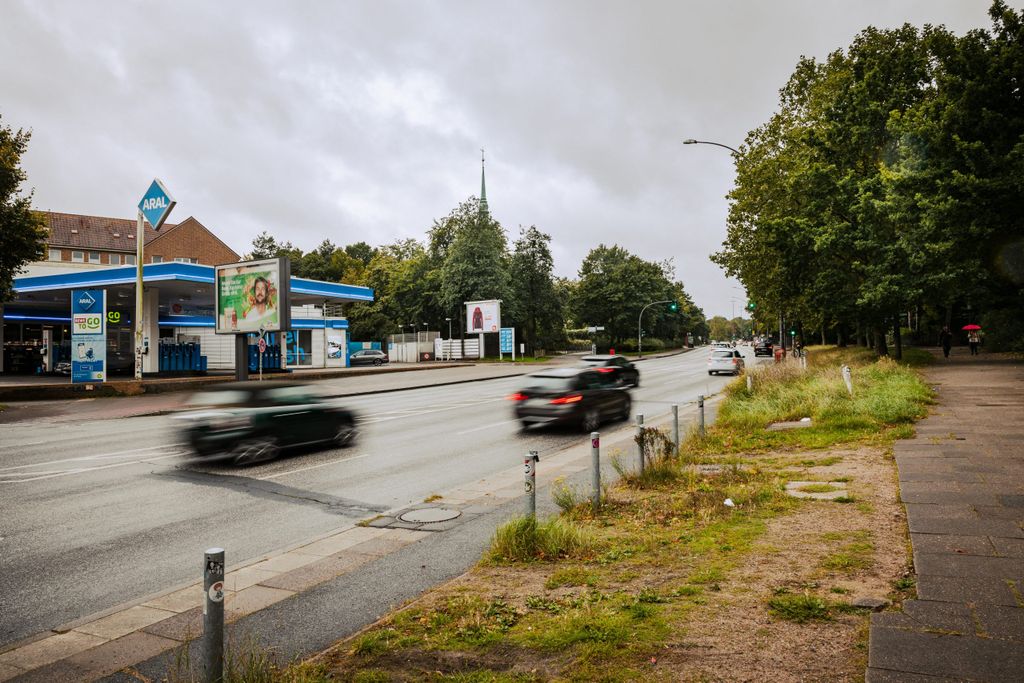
[{"x1": 669, "y1": 301, "x2": 678, "y2": 312}]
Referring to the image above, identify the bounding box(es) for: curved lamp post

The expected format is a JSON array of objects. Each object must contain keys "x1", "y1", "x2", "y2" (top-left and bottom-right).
[
  {"x1": 638, "y1": 300, "x2": 672, "y2": 359},
  {"x1": 682, "y1": 138, "x2": 741, "y2": 155}
]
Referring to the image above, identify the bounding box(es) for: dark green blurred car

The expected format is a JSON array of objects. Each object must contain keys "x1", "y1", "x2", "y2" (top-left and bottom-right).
[{"x1": 177, "y1": 382, "x2": 358, "y2": 464}]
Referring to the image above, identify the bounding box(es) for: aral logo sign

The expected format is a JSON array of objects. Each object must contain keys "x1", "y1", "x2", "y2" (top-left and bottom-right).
[
  {"x1": 138, "y1": 178, "x2": 176, "y2": 230},
  {"x1": 77, "y1": 291, "x2": 96, "y2": 311}
]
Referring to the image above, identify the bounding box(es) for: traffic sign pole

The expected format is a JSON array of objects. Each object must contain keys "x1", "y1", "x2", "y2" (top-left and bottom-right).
[
  {"x1": 134, "y1": 179, "x2": 176, "y2": 381},
  {"x1": 134, "y1": 210, "x2": 144, "y2": 380}
]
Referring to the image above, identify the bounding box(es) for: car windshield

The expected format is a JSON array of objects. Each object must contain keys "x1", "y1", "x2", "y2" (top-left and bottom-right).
[
  {"x1": 711, "y1": 351, "x2": 734, "y2": 358},
  {"x1": 522, "y1": 376, "x2": 576, "y2": 392},
  {"x1": 579, "y1": 357, "x2": 607, "y2": 365},
  {"x1": 190, "y1": 390, "x2": 253, "y2": 407}
]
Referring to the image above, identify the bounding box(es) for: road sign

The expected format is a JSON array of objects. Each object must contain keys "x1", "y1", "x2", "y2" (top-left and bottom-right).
[
  {"x1": 138, "y1": 178, "x2": 176, "y2": 230},
  {"x1": 586, "y1": 326, "x2": 605, "y2": 333}
]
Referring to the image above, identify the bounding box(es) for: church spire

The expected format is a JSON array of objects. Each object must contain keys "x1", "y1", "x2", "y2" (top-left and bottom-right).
[{"x1": 479, "y1": 148, "x2": 489, "y2": 217}]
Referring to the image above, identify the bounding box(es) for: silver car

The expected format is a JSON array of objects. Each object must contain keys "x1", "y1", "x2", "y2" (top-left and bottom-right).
[{"x1": 708, "y1": 349, "x2": 745, "y2": 376}]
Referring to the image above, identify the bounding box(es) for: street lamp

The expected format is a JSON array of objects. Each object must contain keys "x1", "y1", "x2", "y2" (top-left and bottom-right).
[
  {"x1": 638, "y1": 300, "x2": 672, "y2": 358},
  {"x1": 682, "y1": 139, "x2": 741, "y2": 155}
]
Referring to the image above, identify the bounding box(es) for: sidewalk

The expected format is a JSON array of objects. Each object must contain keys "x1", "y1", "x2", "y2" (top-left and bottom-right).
[{"x1": 867, "y1": 349, "x2": 1024, "y2": 682}]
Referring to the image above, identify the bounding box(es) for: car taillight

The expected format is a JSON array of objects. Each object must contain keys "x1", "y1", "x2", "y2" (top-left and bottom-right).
[
  {"x1": 595, "y1": 367, "x2": 615, "y2": 373},
  {"x1": 550, "y1": 394, "x2": 583, "y2": 405},
  {"x1": 507, "y1": 393, "x2": 528, "y2": 401},
  {"x1": 732, "y1": 358, "x2": 739, "y2": 364}
]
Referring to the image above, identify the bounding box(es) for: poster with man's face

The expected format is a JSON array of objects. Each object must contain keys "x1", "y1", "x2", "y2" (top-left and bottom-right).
[{"x1": 215, "y1": 258, "x2": 290, "y2": 334}]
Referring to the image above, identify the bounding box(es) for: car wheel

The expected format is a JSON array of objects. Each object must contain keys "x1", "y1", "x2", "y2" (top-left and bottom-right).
[
  {"x1": 334, "y1": 419, "x2": 358, "y2": 447},
  {"x1": 581, "y1": 408, "x2": 601, "y2": 433},
  {"x1": 373, "y1": 358, "x2": 383, "y2": 366},
  {"x1": 619, "y1": 394, "x2": 632, "y2": 422},
  {"x1": 232, "y1": 437, "x2": 279, "y2": 465}
]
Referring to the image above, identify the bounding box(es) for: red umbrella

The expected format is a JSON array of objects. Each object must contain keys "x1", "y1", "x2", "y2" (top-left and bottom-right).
[{"x1": 962, "y1": 324, "x2": 982, "y2": 331}]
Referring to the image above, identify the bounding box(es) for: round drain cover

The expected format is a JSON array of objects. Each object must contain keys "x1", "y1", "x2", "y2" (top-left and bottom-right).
[{"x1": 399, "y1": 507, "x2": 462, "y2": 524}]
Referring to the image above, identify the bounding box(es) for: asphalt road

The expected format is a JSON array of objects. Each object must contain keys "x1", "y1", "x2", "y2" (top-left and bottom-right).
[{"x1": 0, "y1": 347, "x2": 759, "y2": 648}]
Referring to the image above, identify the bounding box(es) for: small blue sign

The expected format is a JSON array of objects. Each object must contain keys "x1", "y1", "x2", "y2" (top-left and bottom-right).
[
  {"x1": 138, "y1": 178, "x2": 176, "y2": 230},
  {"x1": 499, "y1": 327, "x2": 514, "y2": 353}
]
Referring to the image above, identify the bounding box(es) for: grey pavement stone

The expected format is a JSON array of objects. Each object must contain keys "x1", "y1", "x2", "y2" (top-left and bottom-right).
[
  {"x1": 870, "y1": 600, "x2": 975, "y2": 635},
  {"x1": 903, "y1": 504, "x2": 980, "y2": 520},
  {"x1": 900, "y1": 490, "x2": 1001, "y2": 506},
  {"x1": 908, "y1": 533, "x2": 997, "y2": 557},
  {"x1": 998, "y1": 494, "x2": 1024, "y2": 508},
  {"x1": 974, "y1": 505, "x2": 1024, "y2": 521},
  {"x1": 852, "y1": 596, "x2": 890, "y2": 610},
  {"x1": 907, "y1": 517, "x2": 1024, "y2": 537},
  {"x1": 974, "y1": 604, "x2": 1024, "y2": 642},
  {"x1": 914, "y1": 552, "x2": 1024, "y2": 579},
  {"x1": 868, "y1": 625, "x2": 1024, "y2": 680},
  {"x1": 7, "y1": 658, "x2": 91, "y2": 683},
  {"x1": 141, "y1": 607, "x2": 202, "y2": 641},
  {"x1": 865, "y1": 668, "x2": 963, "y2": 682},
  {"x1": 916, "y1": 575, "x2": 1021, "y2": 607},
  {"x1": 256, "y1": 552, "x2": 375, "y2": 593},
  {"x1": 990, "y1": 536, "x2": 1024, "y2": 557}
]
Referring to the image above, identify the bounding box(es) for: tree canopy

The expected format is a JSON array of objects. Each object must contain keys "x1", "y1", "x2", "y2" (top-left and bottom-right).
[{"x1": 0, "y1": 118, "x2": 46, "y2": 302}]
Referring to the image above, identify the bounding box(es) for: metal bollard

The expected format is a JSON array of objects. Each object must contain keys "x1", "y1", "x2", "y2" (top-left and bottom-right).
[
  {"x1": 746, "y1": 375, "x2": 753, "y2": 392},
  {"x1": 524, "y1": 451, "x2": 539, "y2": 518},
  {"x1": 842, "y1": 365, "x2": 853, "y2": 396},
  {"x1": 671, "y1": 405, "x2": 679, "y2": 452},
  {"x1": 697, "y1": 395, "x2": 705, "y2": 438},
  {"x1": 636, "y1": 414, "x2": 645, "y2": 475},
  {"x1": 590, "y1": 432, "x2": 601, "y2": 510},
  {"x1": 203, "y1": 548, "x2": 225, "y2": 683}
]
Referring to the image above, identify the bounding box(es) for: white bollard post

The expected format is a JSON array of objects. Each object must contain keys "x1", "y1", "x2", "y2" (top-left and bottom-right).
[
  {"x1": 671, "y1": 405, "x2": 679, "y2": 452},
  {"x1": 842, "y1": 365, "x2": 853, "y2": 396}
]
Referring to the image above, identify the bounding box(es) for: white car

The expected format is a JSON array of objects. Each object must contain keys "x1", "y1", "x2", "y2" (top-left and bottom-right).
[{"x1": 708, "y1": 348, "x2": 745, "y2": 376}]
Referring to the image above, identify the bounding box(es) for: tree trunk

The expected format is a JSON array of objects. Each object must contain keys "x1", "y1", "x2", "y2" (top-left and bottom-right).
[
  {"x1": 855, "y1": 322, "x2": 866, "y2": 348},
  {"x1": 821, "y1": 328, "x2": 827, "y2": 345},
  {"x1": 837, "y1": 324, "x2": 848, "y2": 348},
  {"x1": 873, "y1": 324, "x2": 889, "y2": 356},
  {"x1": 893, "y1": 312, "x2": 903, "y2": 361}
]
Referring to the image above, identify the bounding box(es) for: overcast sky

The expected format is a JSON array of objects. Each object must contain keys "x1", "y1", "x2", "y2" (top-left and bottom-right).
[{"x1": 2, "y1": 1, "x2": 1017, "y2": 318}]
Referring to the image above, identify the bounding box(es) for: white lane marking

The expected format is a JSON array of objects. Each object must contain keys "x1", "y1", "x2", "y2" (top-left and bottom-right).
[
  {"x1": 0, "y1": 452, "x2": 185, "y2": 483},
  {"x1": 257, "y1": 452, "x2": 373, "y2": 480},
  {"x1": 359, "y1": 397, "x2": 506, "y2": 425},
  {"x1": 0, "y1": 443, "x2": 185, "y2": 472},
  {"x1": 455, "y1": 419, "x2": 519, "y2": 436}
]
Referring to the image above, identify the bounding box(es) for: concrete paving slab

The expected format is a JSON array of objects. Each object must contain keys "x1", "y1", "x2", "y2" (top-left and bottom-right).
[
  {"x1": 974, "y1": 504, "x2": 1024, "y2": 521},
  {"x1": 869, "y1": 625, "x2": 1024, "y2": 680},
  {"x1": 142, "y1": 585, "x2": 202, "y2": 614},
  {"x1": 870, "y1": 600, "x2": 974, "y2": 634},
  {"x1": 250, "y1": 551, "x2": 321, "y2": 574},
  {"x1": 914, "y1": 552, "x2": 1024, "y2": 579},
  {"x1": 989, "y1": 536, "x2": 1024, "y2": 557},
  {"x1": 298, "y1": 526, "x2": 388, "y2": 556},
  {"x1": 141, "y1": 607, "x2": 203, "y2": 642},
  {"x1": 906, "y1": 516, "x2": 1024, "y2": 537},
  {"x1": 975, "y1": 604, "x2": 1024, "y2": 641},
  {"x1": 899, "y1": 490, "x2": 1001, "y2": 505},
  {"x1": 0, "y1": 663, "x2": 22, "y2": 683},
  {"x1": 256, "y1": 552, "x2": 376, "y2": 593},
  {"x1": 3, "y1": 658, "x2": 90, "y2": 683},
  {"x1": 225, "y1": 585, "x2": 295, "y2": 620},
  {"x1": 0, "y1": 631, "x2": 107, "y2": 671},
  {"x1": 908, "y1": 533, "x2": 996, "y2": 556},
  {"x1": 73, "y1": 605, "x2": 178, "y2": 641},
  {"x1": 865, "y1": 667, "x2": 962, "y2": 682},
  {"x1": 916, "y1": 574, "x2": 1021, "y2": 607},
  {"x1": 63, "y1": 631, "x2": 179, "y2": 681},
  {"x1": 224, "y1": 565, "x2": 280, "y2": 592}
]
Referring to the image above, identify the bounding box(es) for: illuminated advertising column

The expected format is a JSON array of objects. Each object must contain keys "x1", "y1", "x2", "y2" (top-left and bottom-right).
[{"x1": 71, "y1": 289, "x2": 106, "y2": 383}]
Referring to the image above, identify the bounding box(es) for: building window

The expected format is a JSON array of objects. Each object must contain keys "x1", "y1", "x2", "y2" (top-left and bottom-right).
[
  {"x1": 72, "y1": 251, "x2": 84, "y2": 263},
  {"x1": 125, "y1": 254, "x2": 136, "y2": 265},
  {"x1": 88, "y1": 251, "x2": 101, "y2": 264},
  {"x1": 48, "y1": 248, "x2": 62, "y2": 261},
  {"x1": 109, "y1": 254, "x2": 121, "y2": 265},
  {"x1": 173, "y1": 257, "x2": 198, "y2": 264},
  {"x1": 151, "y1": 255, "x2": 164, "y2": 263}
]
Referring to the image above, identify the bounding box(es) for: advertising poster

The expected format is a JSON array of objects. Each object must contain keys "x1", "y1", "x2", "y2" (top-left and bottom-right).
[
  {"x1": 215, "y1": 257, "x2": 291, "y2": 334},
  {"x1": 326, "y1": 329, "x2": 346, "y2": 368},
  {"x1": 499, "y1": 327, "x2": 514, "y2": 353},
  {"x1": 465, "y1": 299, "x2": 501, "y2": 333},
  {"x1": 71, "y1": 289, "x2": 106, "y2": 383}
]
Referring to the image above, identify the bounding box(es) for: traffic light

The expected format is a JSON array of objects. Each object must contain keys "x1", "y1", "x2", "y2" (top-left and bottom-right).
[
  {"x1": 668, "y1": 301, "x2": 679, "y2": 312},
  {"x1": 790, "y1": 329, "x2": 796, "y2": 336},
  {"x1": 746, "y1": 301, "x2": 756, "y2": 311}
]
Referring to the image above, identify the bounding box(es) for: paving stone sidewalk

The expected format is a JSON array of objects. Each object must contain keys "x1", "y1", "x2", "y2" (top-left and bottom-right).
[{"x1": 867, "y1": 349, "x2": 1024, "y2": 682}]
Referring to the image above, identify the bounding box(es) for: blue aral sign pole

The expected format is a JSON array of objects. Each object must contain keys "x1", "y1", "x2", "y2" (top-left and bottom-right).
[
  {"x1": 499, "y1": 327, "x2": 515, "y2": 362},
  {"x1": 135, "y1": 179, "x2": 176, "y2": 379},
  {"x1": 71, "y1": 289, "x2": 106, "y2": 383}
]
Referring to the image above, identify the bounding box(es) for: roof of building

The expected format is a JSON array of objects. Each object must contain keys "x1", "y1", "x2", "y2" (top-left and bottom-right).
[{"x1": 39, "y1": 211, "x2": 165, "y2": 252}]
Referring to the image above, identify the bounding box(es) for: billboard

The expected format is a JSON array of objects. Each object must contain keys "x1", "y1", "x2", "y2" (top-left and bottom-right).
[
  {"x1": 71, "y1": 289, "x2": 106, "y2": 383},
  {"x1": 466, "y1": 299, "x2": 501, "y2": 333},
  {"x1": 214, "y1": 257, "x2": 291, "y2": 334}
]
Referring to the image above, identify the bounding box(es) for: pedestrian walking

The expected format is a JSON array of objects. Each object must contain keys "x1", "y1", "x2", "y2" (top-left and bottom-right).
[
  {"x1": 939, "y1": 326, "x2": 953, "y2": 359},
  {"x1": 968, "y1": 329, "x2": 981, "y2": 355}
]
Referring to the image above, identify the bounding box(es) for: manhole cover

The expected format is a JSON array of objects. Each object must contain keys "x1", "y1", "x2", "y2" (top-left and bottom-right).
[{"x1": 399, "y1": 507, "x2": 462, "y2": 524}]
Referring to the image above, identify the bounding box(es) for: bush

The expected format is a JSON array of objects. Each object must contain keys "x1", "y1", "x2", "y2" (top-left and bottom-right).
[
  {"x1": 488, "y1": 515, "x2": 594, "y2": 563},
  {"x1": 980, "y1": 308, "x2": 1024, "y2": 352}
]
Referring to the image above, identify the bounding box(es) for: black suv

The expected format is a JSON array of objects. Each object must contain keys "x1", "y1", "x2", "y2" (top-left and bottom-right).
[
  {"x1": 578, "y1": 354, "x2": 640, "y2": 387},
  {"x1": 177, "y1": 382, "x2": 358, "y2": 464},
  {"x1": 509, "y1": 367, "x2": 632, "y2": 432},
  {"x1": 754, "y1": 340, "x2": 774, "y2": 357}
]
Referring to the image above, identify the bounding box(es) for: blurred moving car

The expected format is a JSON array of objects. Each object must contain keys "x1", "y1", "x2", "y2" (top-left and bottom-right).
[
  {"x1": 508, "y1": 367, "x2": 631, "y2": 432},
  {"x1": 578, "y1": 354, "x2": 640, "y2": 387},
  {"x1": 349, "y1": 349, "x2": 389, "y2": 366},
  {"x1": 176, "y1": 382, "x2": 358, "y2": 464},
  {"x1": 708, "y1": 348, "x2": 745, "y2": 376},
  {"x1": 754, "y1": 340, "x2": 774, "y2": 357}
]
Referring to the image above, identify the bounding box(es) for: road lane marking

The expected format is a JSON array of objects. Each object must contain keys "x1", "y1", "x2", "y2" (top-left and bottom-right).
[
  {"x1": 455, "y1": 419, "x2": 519, "y2": 436},
  {"x1": 257, "y1": 452, "x2": 373, "y2": 480},
  {"x1": 0, "y1": 443, "x2": 185, "y2": 472},
  {"x1": 0, "y1": 452, "x2": 185, "y2": 483}
]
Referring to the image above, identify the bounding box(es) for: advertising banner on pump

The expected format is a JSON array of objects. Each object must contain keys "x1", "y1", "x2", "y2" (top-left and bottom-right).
[
  {"x1": 466, "y1": 299, "x2": 501, "y2": 333},
  {"x1": 71, "y1": 289, "x2": 106, "y2": 383},
  {"x1": 214, "y1": 257, "x2": 291, "y2": 334}
]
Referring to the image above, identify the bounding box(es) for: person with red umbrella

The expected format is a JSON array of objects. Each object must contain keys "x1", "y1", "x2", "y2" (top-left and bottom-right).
[{"x1": 963, "y1": 324, "x2": 982, "y2": 356}]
